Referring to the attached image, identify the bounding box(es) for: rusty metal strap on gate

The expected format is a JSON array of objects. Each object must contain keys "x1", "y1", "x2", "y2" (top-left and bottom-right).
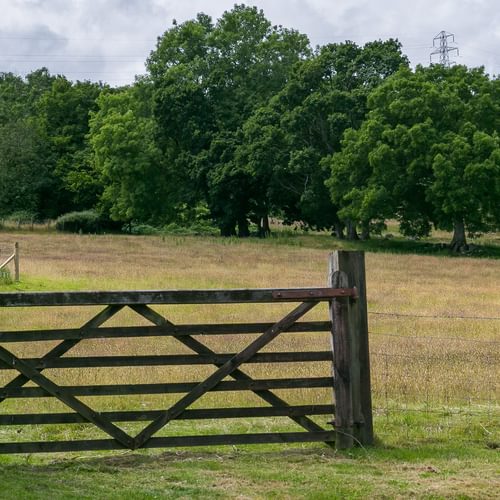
[{"x1": 272, "y1": 288, "x2": 358, "y2": 300}]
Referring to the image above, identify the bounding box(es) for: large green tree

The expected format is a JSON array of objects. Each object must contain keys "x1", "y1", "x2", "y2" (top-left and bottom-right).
[
  {"x1": 0, "y1": 119, "x2": 51, "y2": 218},
  {"x1": 0, "y1": 70, "x2": 103, "y2": 220},
  {"x1": 327, "y1": 64, "x2": 500, "y2": 249},
  {"x1": 0, "y1": 70, "x2": 56, "y2": 219},
  {"x1": 0, "y1": 73, "x2": 29, "y2": 123},
  {"x1": 37, "y1": 77, "x2": 104, "y2": 215},
  {"x1": 147, "y1": 5, "x2": 310, "y2": 235},
  {"x1": 90, "y1": 80, "x2": 173, "y2": 224},
  {"x1": 236, "y1": 39, "x2": 408, "y2": 237}
]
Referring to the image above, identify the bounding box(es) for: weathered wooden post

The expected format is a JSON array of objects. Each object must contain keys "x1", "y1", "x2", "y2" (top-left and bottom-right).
[
  {"x1": 14, "y1": 242, "x2": 20, "y2": 282},
  {"x1": 328, "y1": 250, "x2": 373, "y2": 448},
  {"x1": 0, "y1": 243, "x2": 19, "y2": 282}
]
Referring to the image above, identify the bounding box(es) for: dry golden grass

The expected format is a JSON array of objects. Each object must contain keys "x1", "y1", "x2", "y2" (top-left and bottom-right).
[
  {"x1": 1, "y1": 230, "x2": 499, "y2": 500},
  {"x1": 0, "y1": 231, "x2": 498, "y2": 430}
]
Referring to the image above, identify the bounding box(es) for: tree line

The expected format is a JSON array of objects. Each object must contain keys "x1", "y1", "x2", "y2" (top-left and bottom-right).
[{"x1": 1, "y1": 5, "x2": 499, "y2": 249}]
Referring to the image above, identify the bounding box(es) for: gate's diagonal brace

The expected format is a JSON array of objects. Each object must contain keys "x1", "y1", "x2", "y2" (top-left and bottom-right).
[
  {"x1": 0, "y1": 305, "x2": 123, "y2": 405},
  {"x1": 132, "y1": 301, "x2": 318, "y2": 449},
  {"x1": 131, "y1": 305, "x2": 329, "y2": 438},
  {"x1": 0, "y1": 345, "x2": 135, "y2": 449}
]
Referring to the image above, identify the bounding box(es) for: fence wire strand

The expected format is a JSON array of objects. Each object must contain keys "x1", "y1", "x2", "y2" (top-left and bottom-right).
[
  {"x1": 369, "y1": 331, "x2": 500, "y2": 345},
  {"x1": 367, "y1": 310, "x2": 499, "y2": 440},
  {"x1": 369, "y1": 311, "x2": 500, "y2": 321}
]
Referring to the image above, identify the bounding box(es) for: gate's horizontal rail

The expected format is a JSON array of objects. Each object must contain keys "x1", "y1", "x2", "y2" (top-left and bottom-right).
[
  {"x1": 0, "y1": 351, "x2": 332, "y2": 370},
  {"x1": 0, "y1": 321, "x2": 332, "y2": 343},
  {"x1": 0, "y1": 351, "x2": 333, "y2": 370},
  {"x1": 0, "y1": 431, "x2": 337, "y2": 454},
  {"x1": 0, "y1": 287, "x2": 356, "y2": 307},
  {"x1": 0, "y1": 404, "x2": 335, "y2": 425},
  {"x1": 1, "y1": 376, "x2": 333, "y2": 398}
]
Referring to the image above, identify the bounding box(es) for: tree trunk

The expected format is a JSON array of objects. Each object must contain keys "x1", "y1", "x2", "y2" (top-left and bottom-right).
[
  {"x1": 450, "y1": 219, "x2": 467, "y2": 252},
  {"x1": 237, "y1": 217, "x2": 250, "y2": 238},
  {"x1": 261, "y1": 214, "x2": 271, "y2": 238},
  {"x1": 333, "y1": 221, "x2": 345, "y2": 239},
  {"x1": 360, "y1": 222, "x2": 370, "y2": 240},
  {"x1": 220, "y1": 221, "x2": 236, "y2": 237},
  {"x1": 256, "y1": 214, "x2": 271, "y2": 238},
  {"x1": 346, "y1": 220, "x2": 359, "y2": 241}
]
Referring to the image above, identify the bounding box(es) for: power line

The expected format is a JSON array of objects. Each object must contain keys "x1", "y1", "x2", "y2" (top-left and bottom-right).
[
  {"x1": 0, "y1": 36, "x2": 157, "y2": 42},
  {"x1": 0, "y1": 54, "x2": 147, "y2": 58},
  {"x1": 0, "y1": 60, "x2": 145, "y2": 64},
  {"x1": 1, "y1": 70, "x2": 145, "y2": 75}
]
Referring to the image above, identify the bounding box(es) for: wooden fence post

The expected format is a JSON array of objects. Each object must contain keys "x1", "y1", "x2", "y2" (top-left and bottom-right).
[
  {"x1": 328, "y1": 251, "x2": 373, "y2": 448},
  {"x1": 14, "y1": 242, "x2": 19, "y2": 282}
]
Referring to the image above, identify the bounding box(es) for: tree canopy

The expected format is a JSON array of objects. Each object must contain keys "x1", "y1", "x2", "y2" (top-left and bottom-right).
[
  {"x1": 327, "y1": 64, "x2": 500, "y2": 248},
  {"x1": 233, "y1": 39, "x2": 409, "y2": 237},
  {"x1": 146, "y1": 5, "x2": 311, "y2": 235}
]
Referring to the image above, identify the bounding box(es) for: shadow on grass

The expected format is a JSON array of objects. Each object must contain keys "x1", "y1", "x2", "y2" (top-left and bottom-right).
[
  {"x1": 265, "y1": 232, "x2": 500, "y2": 259},
  {"x1": 0, "y1": 439, "x2": 494, "y2": 472},
  {"x1": 358, "y1": 238, "x2": 500, "y2": 259},
  {"x1": 1, "y1": 443, "x2": 496, "y2": 500}
]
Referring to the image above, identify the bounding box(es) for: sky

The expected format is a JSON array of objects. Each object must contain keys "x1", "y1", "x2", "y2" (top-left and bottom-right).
[{"x1": 0, "y1": 0, "x2": 498, "y2": 86}]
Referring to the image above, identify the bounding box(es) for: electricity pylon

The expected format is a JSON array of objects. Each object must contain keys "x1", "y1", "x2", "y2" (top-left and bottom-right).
[{"x1": 430, "y1": 31, "x2": 459, "y2": 67}]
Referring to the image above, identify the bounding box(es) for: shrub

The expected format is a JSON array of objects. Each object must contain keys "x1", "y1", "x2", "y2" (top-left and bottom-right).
[
  {"x1": 6, "y1": 211, "x2": 36, "y2": 228},
  {"x1": 163, "y1": 221, "x2": 219, "y2": 236},
  {"x1": 125, "y1": 223, "x2": 161, "y2": 235},
  {"x1": 55, "y1": 210, "x2": 101, "y2": 234}
]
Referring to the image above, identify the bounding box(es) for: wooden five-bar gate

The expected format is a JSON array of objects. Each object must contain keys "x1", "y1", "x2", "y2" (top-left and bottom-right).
[{"x1": 0, "y1": 251, "x2": 372, "y2": 453}]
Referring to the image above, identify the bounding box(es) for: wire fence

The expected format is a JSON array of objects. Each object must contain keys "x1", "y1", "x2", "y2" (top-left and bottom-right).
[
  {"x1": 370, "y1": 311, "x2": 500, "y2": 321},
  {"x1": 367, "y1": 310, "x2": 499, "y2": 442}
]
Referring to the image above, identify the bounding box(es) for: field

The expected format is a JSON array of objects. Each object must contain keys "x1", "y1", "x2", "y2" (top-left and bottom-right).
[{"x1": 0, "y1": 229, "x2": 499, "y2": 499}]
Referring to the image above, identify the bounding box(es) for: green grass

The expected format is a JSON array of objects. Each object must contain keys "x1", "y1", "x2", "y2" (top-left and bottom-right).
[
  {"x1": 0, "y1": 420, "x2": 497, "y2": 499},
  {"x1": 3, "y1": 220, "x2": 500, "y2": 259},
  {"x1": 0, "y1": 228, "x2": 498, "y2": 498},
  {"x1": 256, "y1": 228, "x2": 500, "y2": 259},
  {"x1": 0, "y1": 418, "x2": 496, "y2": 496}
]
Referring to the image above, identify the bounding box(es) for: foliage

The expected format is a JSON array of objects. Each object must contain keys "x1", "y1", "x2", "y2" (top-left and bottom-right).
[
  {"x1": 5, "y1": 210, "x2": 37, "y2": 226},
  {"x1": 0, "y1": 72, "x2": 29, "y2": 122},
  {"x1": 125, "y1": 223, "x2": 161, "y2": 236},
  {"x1": 163, "y1": 220, "x2": 219, "y2": 236},
  {"x1": 55, "y1": 210, "x2": 101, "y2": 234},
  {"x1": 0, "y1": 7, "x2": 498, "y2": 247},
  {"x1": 236, "y1": 39, "x2": 409, "y2": 236},
  {"x1": 37, "y1": 77, "x2": 105, "y2": 215},
  {"x1": 0, "y1": 118, "x2": 52, "y2": 219},
  {"x1": 327, "y1": 64, "x2": 500, "y2": 248},
  {"x1": 0, "y1": 70, "x2": 103, "y2": 221},
  {"x1": 89, "y1": 81, "x2": 173, "y2": 225},
  {"x1": 147, "y1": 5, "x2": 311, "y2": 235}
]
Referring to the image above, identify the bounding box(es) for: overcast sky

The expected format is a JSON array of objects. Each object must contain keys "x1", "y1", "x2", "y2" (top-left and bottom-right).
[{"x1": 1, "y1": 0, "x2": 498, "y2": 86}]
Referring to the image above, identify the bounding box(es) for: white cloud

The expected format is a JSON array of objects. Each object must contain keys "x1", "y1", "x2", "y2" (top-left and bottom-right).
[{"x1": 0, "y1": 0, "x2": 498, "y2": 86}]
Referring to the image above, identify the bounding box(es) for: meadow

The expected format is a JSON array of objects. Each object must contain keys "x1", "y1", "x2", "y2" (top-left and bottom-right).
[{"x1": 0, "y1": 228, "x2": 498, "y2": 499}]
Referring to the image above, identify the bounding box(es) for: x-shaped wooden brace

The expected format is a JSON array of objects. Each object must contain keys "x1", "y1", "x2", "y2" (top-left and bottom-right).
[
  {"x1": 0, "y1": 301, "x2": 332, "y2": 450},
  {"x1": 129, "y1": 301, "x2": 331, "y2": 449},
  {"x1": 0, "y1": 305, "x2": 135, "y2": 449}
]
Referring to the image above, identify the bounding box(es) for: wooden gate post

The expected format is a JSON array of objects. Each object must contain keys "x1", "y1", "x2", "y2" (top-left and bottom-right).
[
  {"x1": 14, "y1": 242, "x2": 19, "y2": 282},
  {"x1": 328, "y1": 251, "x2": 373, "y2": 448}
]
